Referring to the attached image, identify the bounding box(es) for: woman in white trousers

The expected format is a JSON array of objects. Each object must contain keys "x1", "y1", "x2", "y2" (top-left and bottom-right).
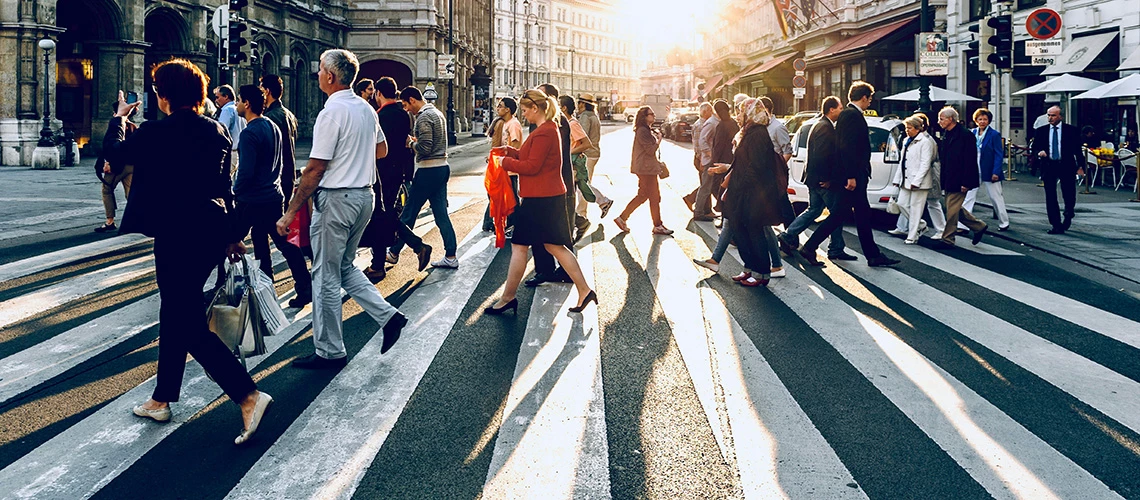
[{"x1": 891, "y1": 114, "x2": 937, "y2": 244}]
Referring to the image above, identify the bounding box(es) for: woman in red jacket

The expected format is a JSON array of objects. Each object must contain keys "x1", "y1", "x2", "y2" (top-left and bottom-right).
[
  {"x1": 613, "y1": 106, "x2": 673, "y2": 235},
  {"x1": 486, "y1": 89, "x2": 597, "y2": 314}
]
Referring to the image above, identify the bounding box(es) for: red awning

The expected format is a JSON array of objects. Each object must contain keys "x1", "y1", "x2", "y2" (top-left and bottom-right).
[
  {"x1": 813, "y1": 16, "x2": 917, "y2": 60},
  {"x1": 725, "y1": 62, "x2": 763, "y2": 86},
  {"x1": 700, "y1": 74, "x2": 724, "y2": 96},
  {"x1": 741, "y1": 53, "x2": 797, "y2": 79}
]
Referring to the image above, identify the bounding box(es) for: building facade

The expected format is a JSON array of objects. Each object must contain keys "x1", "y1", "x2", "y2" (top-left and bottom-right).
[{"x1": 1, "y1": 0, "x2": 490, "y2": 165}]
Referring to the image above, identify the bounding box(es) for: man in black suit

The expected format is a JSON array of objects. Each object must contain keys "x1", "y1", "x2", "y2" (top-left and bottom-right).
[
  {"x1": 1031, "y1": 105, "x2": 1082, "y2": 234},
  {"x1": 937, "y1": 106, "x2": 987, "y2": 246},
  {"x1": 798, "y1": 82, "x2": 899, "y2": 267},
  {"x1": 778, "y1": 95, "x2": 851, "y2": 259}
]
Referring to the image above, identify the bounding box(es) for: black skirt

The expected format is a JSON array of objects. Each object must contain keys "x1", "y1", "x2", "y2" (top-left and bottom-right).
[{"x1": 511, "y1": 195, "x2": 572, "y2": 247}]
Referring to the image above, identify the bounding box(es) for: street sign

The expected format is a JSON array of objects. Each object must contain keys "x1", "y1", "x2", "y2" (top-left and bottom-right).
[
  {"x1": 423, "y1": 82, "x2": 438, "y2": 100},
  {"x1": 210, "y1": 5, "x2": 228, "y2": 38},
  {"x1": 792, "y1": 58, "x2": 807, "y2": 72},
  {"x1": 916, "y1": 32, "x2": 950, "y2": 76},
  {"x1": 437, "y1": 55, "x2": 455, "y2": 80},
  {"x1": 792, "y1": 87, "x2": 806, "y2": 98},
  {"x1": 1027, "y1": 8, "x2": 1062, "y2": 40},
  {"x1": 794, "y1": 70, "x2": 805, "y2": 77},
  {"x1": 1025, "y1": 39, "x2": 1063, "y2": 56},
  {"x1": 792, "y1": 75, "x2": 807, "y2": 88},
  {"x1": 1032, "y1": 56, "x2": 1057, "y2": 66}
]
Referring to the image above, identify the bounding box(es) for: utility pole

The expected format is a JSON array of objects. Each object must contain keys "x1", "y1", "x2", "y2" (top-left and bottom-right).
[
  {"x1": 569, "y1": 47, "x2": 576, "y2": 97},
  {"x1": 917, "y1": 0, "x2": 932, "y2": 115},
  {"x1": 512, "y1": 0, "x2": 517, "y2": 91},
  {"x1": 447, "y1": 0, "x2": 458, "y2": 145}
]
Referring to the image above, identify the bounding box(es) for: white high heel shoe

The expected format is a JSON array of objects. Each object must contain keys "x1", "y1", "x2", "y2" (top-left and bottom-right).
[
  {"x1": 132, "y1": 403, "x2": 171, "y2": 422},
  {"x1": 235, "y1": 392, "x2": 273, "y2": 445}
]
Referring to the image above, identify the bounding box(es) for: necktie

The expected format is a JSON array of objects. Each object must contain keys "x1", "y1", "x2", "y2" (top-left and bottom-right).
[{"x1": 1051, "y1": 126, "x2": 1060, "y2": 160}]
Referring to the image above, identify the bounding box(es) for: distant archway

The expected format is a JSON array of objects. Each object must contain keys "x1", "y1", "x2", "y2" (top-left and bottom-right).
[
  {"x1": 144, "y1": 7, "x2": 192, "y2": 119},
  {"x1": 358, "y1": 59, "x2": 414, "y2": 91},
  {"x1": 55, "y1": 0, "x2": 127, "y2": 148}
]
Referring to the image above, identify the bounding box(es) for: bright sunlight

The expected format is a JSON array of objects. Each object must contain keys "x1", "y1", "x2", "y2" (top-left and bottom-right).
[{"x1": 612, "y1": 0, "x2": 731, "y2": 54}]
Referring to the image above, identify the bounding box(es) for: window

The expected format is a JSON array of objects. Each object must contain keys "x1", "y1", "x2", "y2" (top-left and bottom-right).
[
  {"x1": 539, "y1": 5, "x2": 546, "y2": 18},
  {"x1": 1018, "y1": 0, "x2": 1046, "y2": 9},
  {"x1": 969, "y1": 0, "x2": 991, "y2": 22},
  {"x1": 539, "y1": 26, "x2": 546, "y2": 42},
  {"x1": 496, "y1": 19, "x2": 502, "y2": 35}
]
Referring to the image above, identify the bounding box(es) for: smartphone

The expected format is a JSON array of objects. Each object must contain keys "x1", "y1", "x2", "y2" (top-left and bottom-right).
[{"x1": 126, "y1": 91, "x2": 139, "y2": 104}]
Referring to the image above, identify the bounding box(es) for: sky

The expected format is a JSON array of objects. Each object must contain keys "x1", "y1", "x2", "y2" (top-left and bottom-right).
[{"x1": 611, "y1": 0, "x2": 731, "y2": 55}]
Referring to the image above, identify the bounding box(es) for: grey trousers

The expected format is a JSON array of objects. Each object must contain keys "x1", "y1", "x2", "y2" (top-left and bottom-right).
[{"x1": 310, "y1": 187, "x2": 400, "y2": 360}]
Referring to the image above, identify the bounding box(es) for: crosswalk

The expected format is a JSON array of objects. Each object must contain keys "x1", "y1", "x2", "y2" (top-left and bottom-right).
[{"x1": 2, "y1": 164, "x2": 1140, "y2": 499}]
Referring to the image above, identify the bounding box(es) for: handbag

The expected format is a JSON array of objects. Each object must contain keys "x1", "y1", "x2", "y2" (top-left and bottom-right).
[
  {"x1": 286, "y1": 201, "x2": 311, "y2": 249},
  {"x1": 206, "y1": 256, "x2": 269, "y2": 368},
  {"x1": 887, "y1": 197, "x2": 901, "y2": 215},
  {"x1": 657, "y1": 161, "x2": 670, "y2": 179}
]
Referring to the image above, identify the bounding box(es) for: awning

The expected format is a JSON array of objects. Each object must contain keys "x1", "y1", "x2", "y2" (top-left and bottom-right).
[
  {"x1": 700, "y1": 75, "x2": 724, "y2": 96},
  {"x1": 1042, "y1": 32, "x2": 1118, "y2": 75},
  {"x1": 741, "y1": 53, "x2": 797, "y2": 79},
  {"x1": 812, "y1": 16, "x2": 917, "y2": 60},
  {"x1": 1012, "y1": 74, "x2": 1104, "y2": 95},
  {"x1": 725, "y1": 62, "x2": 762, "y2": 86},
  {"x1": 1073, "y1": 73, "x2": 1140, "y2": 100},
  {"x1": 1120, "y1": 45, "x2": 1140, "y2": 71}
]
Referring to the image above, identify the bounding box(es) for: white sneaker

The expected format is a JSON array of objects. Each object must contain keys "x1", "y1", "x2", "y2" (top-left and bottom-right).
[
  {"x1": 770, "y1": 268, "x2": 786, "y2": 278},
  {"x1": 693, "y1": 258, "x2": 719, "y2": 273},
  {"x1": 431, "y1": 257, "x2": 459, "y2": 269},
  {"x1": 386, "y1": 251, "x2": 399, "y2": 264},
  {"x1": 887, "y1": 228, "x2": 907, "y2": 236}
]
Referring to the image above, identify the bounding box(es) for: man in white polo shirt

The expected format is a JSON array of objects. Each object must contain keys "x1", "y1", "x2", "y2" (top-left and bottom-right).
[{"x1": 277, "y1": 48, "x2": 407, "y2": 369}]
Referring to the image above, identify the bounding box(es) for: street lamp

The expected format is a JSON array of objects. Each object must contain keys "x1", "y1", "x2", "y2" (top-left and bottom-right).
[
  {"x1": 916, "y1": 0, "x2": 932, "y2": 115},
  {"x1": 38, "y1": 38, "x2": 56, "y2": 148},
  {"x1": 523, "y1": 0, "x2": 538, "y2": 89},
  {"x1": 569, "y1": 47, "x2": 576, "y2": 97},
  {"x1": 446, "y1": 0, "x2": 457, "y2": 145}
]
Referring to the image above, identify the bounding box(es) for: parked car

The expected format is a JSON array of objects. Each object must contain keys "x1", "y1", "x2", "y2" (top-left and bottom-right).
[
  {"x1": 640, "y1": 94, "x2": 671, "y2": 125},
  {"x1": 663, "y1": 112, "x2": 700, "y2": 141},
  {"x1": 782, "y1": 111, "x2": 820, "y2": 136},
  {"x1": 623, "y1": 106, "x2": 639, "y2": 123},
  {"x1": 786, "y1": 114, "x2": 905, "y2": 212}
]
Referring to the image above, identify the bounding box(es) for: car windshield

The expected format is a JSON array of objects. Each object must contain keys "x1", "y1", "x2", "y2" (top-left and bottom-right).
[
  {"x1": 797, "y1": 122, "x2": 813, "y2": 149},
  {"x1": 682, "y1": 114, "x2": 699, "y2": 124},
  {"x1": 882, "y1": 124, "x2": 904, "y2": 162}
]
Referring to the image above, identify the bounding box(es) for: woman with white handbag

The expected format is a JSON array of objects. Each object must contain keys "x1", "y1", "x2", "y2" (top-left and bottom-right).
[{"x1": 891, "y1": 114, "x2": 937, "y2": 244}]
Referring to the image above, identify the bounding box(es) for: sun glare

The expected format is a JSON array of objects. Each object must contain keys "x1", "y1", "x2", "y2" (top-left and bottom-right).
[{"x1": 612, "y1": 0, "x2": 729, "y2": 53}]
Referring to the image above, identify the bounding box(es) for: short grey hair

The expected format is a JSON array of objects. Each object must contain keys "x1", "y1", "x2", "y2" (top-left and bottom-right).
[
  {"x1": 320, "y1": 49, "x2": 360, "y2": 87},
  {"x1": 733, "y1": 93, "x2": 750, "y2": 108},
  {"x1": 938, "y1": 106, "x2": 959, "y2": 121},
  {"x1": 699, "y1": 102, "x2": 713, "y2": 114}
]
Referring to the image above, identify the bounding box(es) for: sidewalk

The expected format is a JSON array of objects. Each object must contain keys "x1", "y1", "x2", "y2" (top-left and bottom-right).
[
  {"x1": 0, "y1": 131, "x2": 492, "y2": 245},
  {"x1": 974, "y1": 172, "x2": 1140, "y2": 284}
]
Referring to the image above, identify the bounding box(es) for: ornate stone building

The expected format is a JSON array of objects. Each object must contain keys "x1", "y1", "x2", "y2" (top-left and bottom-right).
[{"x1": 0, "y1": 0, "x2": 490, "y2": 165}]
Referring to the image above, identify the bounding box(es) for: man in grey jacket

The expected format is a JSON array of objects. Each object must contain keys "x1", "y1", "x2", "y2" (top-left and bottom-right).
[
  {"x1": 574, "y1": 93, "x2": 614, "y2": 228},
  {"x1": 387, "y1": 86, "x2": 459, "y2": 268}
]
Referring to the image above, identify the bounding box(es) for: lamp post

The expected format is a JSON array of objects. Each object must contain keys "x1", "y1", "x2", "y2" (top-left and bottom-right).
[
  {"x1": 916, "y1": 0, "x2": 932, "y2": 115},
  {"x1": 523, "y1": 0, "x2": 533, "y2": 88},
  {"x1": 511, "y1": 0, "x2": 517, "y2": 90},
  {"x1": 32, "y1": 38, "x2": 60, "y2": 170},
  {"x1": 446, "y1": 0, "x2": 457, "y2": 145},
  {"x1": 569, "y1": 47, "x2": 576, "y2": 97},
  {"x1": 38, "y1": 38, "x2": 56, "y2": 148}
]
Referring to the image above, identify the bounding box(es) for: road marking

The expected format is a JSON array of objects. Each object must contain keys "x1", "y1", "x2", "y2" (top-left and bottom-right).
[
  {"x1": 226, "y1": 226, "x2": 497, "y2": 500},
  {"x1": 0, "y1": 230, "x2": 41, "y2": 242},
  {"x1": 0, "y1": 234, "x2": 150, "y2": 283},
  {"x1": 0, "y1": 207, "x2": 104, "y2": 227},
  {"x1": 0, "y1": 255, "x2": 154, "y2": 331},
  {"x1": 483, "y1": 244, "x2": 610, "y2": 499},
  {"x1": 699, "y1": 223, "x2": 1122, "y2": 500},
  {"x1": 0, "y1": 198, "x2": 102, "y2": 204}
]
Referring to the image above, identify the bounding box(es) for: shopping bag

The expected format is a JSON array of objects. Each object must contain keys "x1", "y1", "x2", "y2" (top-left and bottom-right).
[
  {"x1": 207, "y1": 257, "x2": 268, "y2": 363},
  {"x1": 287, "y1": 202, "x2": 311, "y2": 249},
  {"x1": 247, "y1": 257, "x2": 288, "y2": 336}
]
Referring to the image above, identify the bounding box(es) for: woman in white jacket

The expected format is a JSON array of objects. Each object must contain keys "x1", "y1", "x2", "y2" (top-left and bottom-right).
[{"x1": 891, "y1": 114, "x2": 936, "y2": 244}]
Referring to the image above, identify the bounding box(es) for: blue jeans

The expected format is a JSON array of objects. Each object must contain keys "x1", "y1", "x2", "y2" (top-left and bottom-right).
[
  {"x1": 781, "y1": 186, "x2": 845, "y2": 256},
  {"x1": 390, "y1": 166, "x2": 457, "y2": 256},
  {"x1": 712, "y1": 218, "x2": 734, "y2": 262}
]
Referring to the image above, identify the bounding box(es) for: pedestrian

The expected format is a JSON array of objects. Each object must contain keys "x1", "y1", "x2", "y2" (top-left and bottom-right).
[
  {"x1": 485, "y1": 88, "x2": 597, "y2": 315},
  {"x1": 937, "y1": 106, "x2": 988, "y2": 246},
  {"x1": 214, "y1": 84, "x2": 245, "y2": 171},
  {"x1": 260, "y1": 75, "x2": 299, "y2": 210},
  {"x1": 94, "y1": 100, "x2": 136, "y2": 233},
  {"x1": 386, "y1": 85, "x2": 460, "y2": 269},
  {"x1": 1031, "y1": 105, "x2": 1082, "y2": 234},
  {"x1": 708, "y1": 99, "x2": 738, "y2": 212},
  {"x1": 757, "y1": 95, "x2": 793, "y2": 275},
  {"x1": 778, "y1": 95, "x2": 852, "y2": 259},
  {"x1": 483, "y1": 97, "x2": 522, "y2": 233},
  {"x1": 276, "y1": 48, "x2": 407, "y2": 369},
  {"x1": 733, "y1": 93, "x2": 750, "y2": 114},
  {"x1": 796, "y1": 81, "x2": 899, "y2": 267},
  {"x1": 720, "y1": 98, "x2": 786, "y2": 287},
  {"x1": 354, "y1": 78, "x2": 376, "y2": 108},
  {"x1": 1121, "y1": 129, "x2": 1138, "y2": 151},
  {"x1": 361, "y1": 77, "x2": 432, "y2": 282},
  {"x1": 559, "y1": 95, "x2": 598, "y2": 242},
  {"x1": 103, "y1": 59, "x2": 272, "y2": 444},
  {"x1": 573, "y1": 93, "x2": 615, "y2": 229},
  {"x1": 230, "y1": 85, "x2": 313, "y2": 305},
  {"x1": 684, "y1": 102, "x2": 715, "y2": 217},
  {"x1": 613, "y1": 106, "x2": 674, "y2": 236},
  {"x1": 972, "y1": 108, "x2": 1010, "y2": 231},
  {"x1": 888, "y1": 112, "x2": 947, "y2": 239},
  {"x1": 890, "y1": 114, "x2": 936, "y2": 244},
  {"x1": 524, "y1": 83, "x2": 578, "y2": 287}
]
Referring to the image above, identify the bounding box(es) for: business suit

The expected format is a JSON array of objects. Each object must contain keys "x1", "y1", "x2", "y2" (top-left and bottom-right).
[
  {"x1": 972, "y1": 126, "x2": 1010, "y2": 228},
  {"x1": 801, "y1": 104, "x2": 884, "y2": 260},
  {"x1": 939, "y1": 123, "x2": 987, "y2": 244},
  {"x1": 781, "y1": 118, "x2": 845, "y2": 255},
  {"x1": 1031, "y1": 122, "x2": 1082, "y2": 231},
  {"x1": 103, "y1": 109, "x2": 257, "y2": 405}
]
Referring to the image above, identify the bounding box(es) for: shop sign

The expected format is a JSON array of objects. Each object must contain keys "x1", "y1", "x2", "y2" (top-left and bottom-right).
[{"x1": 916, "y1": 32, "x2": 949, "y2": 76}]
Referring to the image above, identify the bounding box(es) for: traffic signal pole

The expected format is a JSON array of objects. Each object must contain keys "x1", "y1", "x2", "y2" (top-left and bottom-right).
[{"x1": 917, "y1": 0, "x2": 931, "y2": 114}]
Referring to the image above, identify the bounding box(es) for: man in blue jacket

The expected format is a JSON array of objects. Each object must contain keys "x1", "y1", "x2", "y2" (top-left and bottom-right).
[{"x1": 971, "y1": 108, "x2": 1009, "y2": 231}]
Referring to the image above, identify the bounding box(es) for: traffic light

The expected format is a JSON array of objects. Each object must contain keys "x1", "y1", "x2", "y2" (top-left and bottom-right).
[
  {"x1": 986, "y1": 14, "x2": 1013, "y2": 70},
  {"x1": 968, "y1": 17, "x2": 995, "y2": 74},
  {"x1": 227, "y1": 18, "x2": 248, "y2": 66}
]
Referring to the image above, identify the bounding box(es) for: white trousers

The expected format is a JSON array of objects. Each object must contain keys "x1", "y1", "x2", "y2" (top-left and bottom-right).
[
  {"x1": 895, "y1": 193, "x2": 947, "y2": 235},
  {"x1": 896, "y1": 188, "x2": 930, "y2": 241},
  {"x1": 982, "y1": 181, "x2": 1010, "y2": 228}
]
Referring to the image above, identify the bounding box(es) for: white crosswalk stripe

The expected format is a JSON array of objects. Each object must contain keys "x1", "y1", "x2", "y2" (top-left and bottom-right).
[{"x1": 1, "y1": 189, "x2": 1139, "y2": 499}]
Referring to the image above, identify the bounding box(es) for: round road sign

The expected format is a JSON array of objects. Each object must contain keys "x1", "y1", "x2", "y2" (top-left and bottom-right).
[
  {"x1": 1026, "y1": 8, "x2": 1062, "y2": 40},
  {"x1": 792, "y1": 75, "x2": 807, "y2": 88},
  {"x1": 793, "y1": 58, "x2": 807, "y2": 72}
]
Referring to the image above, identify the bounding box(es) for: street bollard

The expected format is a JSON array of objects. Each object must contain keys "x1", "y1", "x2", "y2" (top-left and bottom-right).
[{"x1": 62, "y1": 131, "x2": 77, "y2": 166}]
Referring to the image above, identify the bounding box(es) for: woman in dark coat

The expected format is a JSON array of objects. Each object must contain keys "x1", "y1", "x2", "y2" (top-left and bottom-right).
[
  {"x1": 613, "y1": 106, "x2": 674, "y2": 235},
  {"x1": 722, "y1": 98, "x2": 787, "y2": 287},
  {"x1": 102, "y1": 59, "x2": 272, "y2": 445}
]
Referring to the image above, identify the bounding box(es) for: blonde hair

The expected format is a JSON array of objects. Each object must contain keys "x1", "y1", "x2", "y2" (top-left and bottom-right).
[
  {"x1": 520, "y1": 89, "x2": 559, "y2": 126},
  {"x1": 903, "y1": 114, "x2": 927, "y2": 132}
]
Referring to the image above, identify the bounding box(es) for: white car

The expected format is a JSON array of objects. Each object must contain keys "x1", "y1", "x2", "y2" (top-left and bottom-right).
[
  {"x1": 623, "y1": 107, "x2": 638, "y2": 122},
  {"x1": 787, "y1": 114, "x2": 905, "y2": 212}
]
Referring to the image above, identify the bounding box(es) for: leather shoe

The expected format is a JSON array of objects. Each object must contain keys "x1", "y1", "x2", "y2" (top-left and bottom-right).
[
  {"x1": 363, "y1": 266, "x2": 386, "y2": 283},
  {"x1": 133, "y1": 404, "x2": 171, "y2": 422},
  {"x1": 1047, "y1": 227, "x2": 1065, "y2": 235},
  {"x1": 292, "y1": 353, "x2": 348, "y2": 370},
  {"x1": 234, "y1": 392, "x2": 273, "y2": 445},
  {"x1": 971, "y1": 226, "x2": 988, "y2": 245},
  {"x1": 692, "y1": 214, "x2": 717, "y2": 222},
  {"x1": 777, "y1": 234, "x2": 798, "y2": 256},
  {"x1": 381, "y1": 312, "x2": 407, "y2": 354},
  {"x1": 416, "y1": 244, "x2": 433, "y2": 272},
  {"x1": 550, "y1": 268, "x2": 574, "y2": 283},
  {"x1": 827, "y1": 252, "x2": 858, "y2": 261},
  {"x1": 798, "y1": 248, "x2": 824, "y2": 266},
  {"x1": 682, "y1": 193, "x2": 696, "y2": 211},
  {"x1": 288, "y1": 295, "x2": 312, "y2": 309},
  {"x1": 1062, "y1": 217, "x2": 1072, "y2": 231},
  {"x1": 525, "y1": 273, "x2": 552, "y2": 287},
  {"x1": 867, "y1": 255, "x2": 900, "y2": 267}
]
